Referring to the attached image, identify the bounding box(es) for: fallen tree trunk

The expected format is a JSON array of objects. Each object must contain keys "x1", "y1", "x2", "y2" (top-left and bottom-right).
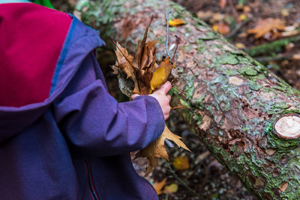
[{"x1": 77, "y1": 0, "x2": 300, "y2": 199}]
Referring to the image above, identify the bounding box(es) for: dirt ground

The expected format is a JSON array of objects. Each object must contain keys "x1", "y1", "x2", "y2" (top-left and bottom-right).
[{"x1": 52, "y1": 0, "x2": 300, "y2": 199}]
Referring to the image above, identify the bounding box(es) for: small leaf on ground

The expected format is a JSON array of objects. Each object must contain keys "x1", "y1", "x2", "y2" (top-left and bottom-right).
[
  {"x1": 243, "y1": 6, "x2": 251, "y2": 13},
  {"x1": 247, "y1": 18, "x2": 285, "y2": 38},
  {"x1": 281, "y1": 9, "x2": 289, "y2": 17},
  {"x1": 211, "y1": 13, "x2": 225, "y2": 22},
  {"x1": 168, "y1": 19, "x2": 185, "y2": 27},
  {"x1": 217, "y1": 23, "x2": 231, "y2": 35},
  {"x1": 163, "y1": 183, "x2": 179, "y2": 194},
  {"x1": 153, "y1": 178, "x2": 167, "y2": 195},
  {"x1": 235, "y1": 43, "x2": 246, "y2": 49},
  {"x1": 219, "y1": 0, "x2": 227, "y2": 9},
  {"x1": 196, "y1": 11, "x2": 213, "y2": 21},
  {"x1": 239, "y1": 14, "x2": 247, "y2": 21},
  {"x1": 173, "y1": 155, "x2": 189, "y2": 170}
]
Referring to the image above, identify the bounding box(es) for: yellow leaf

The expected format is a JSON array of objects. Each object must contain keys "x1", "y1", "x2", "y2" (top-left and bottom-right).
[
  {"x1": 235, "y1": 43, "x2": 246, "y2": 49},
  {"x1": 150, "y1": 58, "x2": 173, "y2": 92},
  {"x1": 281, "y1": 9, "x2": 289, "y2": 17},
  {"x1": 173, "y1": 155, "x2": 189, "y2": 170},
  {"x1": 212, "y1": 24, "x2": 219, "y2": 32},
  {"x1": 163, "y1": 183, "x2": 178, "y2": 194},
  {"x1": 239, "y1": 14, "x2": 247, "y2": 21},
  {"x1": 135, "y1": 125, "x2": 191, "y2": 176},
  {"x1": 168, "y1": 19, "x2": 185, "y2": 27},
  {"x1": 153, "y1": 178, "x2": 167, "y2": 195}
]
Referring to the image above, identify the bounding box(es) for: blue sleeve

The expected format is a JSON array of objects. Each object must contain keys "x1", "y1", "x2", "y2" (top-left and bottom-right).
[{"x1": 53, "y1": 53, "x2": 165, "y2": 157}]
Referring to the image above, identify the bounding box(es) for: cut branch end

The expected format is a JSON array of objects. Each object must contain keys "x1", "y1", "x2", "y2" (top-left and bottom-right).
[{"x1": 273, "y1": 114, "x2": 300, "y2": 139}]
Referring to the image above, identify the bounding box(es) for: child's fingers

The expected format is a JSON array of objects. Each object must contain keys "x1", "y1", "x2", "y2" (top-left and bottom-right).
[{"x1": 157, "y1": 81, "x2": 172, "y2": 95}]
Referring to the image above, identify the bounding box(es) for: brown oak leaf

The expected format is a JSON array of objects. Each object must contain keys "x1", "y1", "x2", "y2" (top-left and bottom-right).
[
  {"x1": 247, "y1": 18, "x2": 285, "y2": 38},
  {"x1": 135, "y1": 125, "x2": 191, "y2": 176}
]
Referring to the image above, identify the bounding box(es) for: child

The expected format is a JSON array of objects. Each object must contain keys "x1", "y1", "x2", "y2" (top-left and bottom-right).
[{"x1": 0, "y1": 1, "x2": 171, "y2": 199}]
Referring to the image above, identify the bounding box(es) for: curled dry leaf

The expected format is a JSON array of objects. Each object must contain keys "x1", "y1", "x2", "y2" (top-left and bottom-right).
[
  {"x1": 112, "y1": 42, "x2": 139, "y2": 94},
  {"x1": 135, "y1": 125, "x2": 191, "y2": 176}
]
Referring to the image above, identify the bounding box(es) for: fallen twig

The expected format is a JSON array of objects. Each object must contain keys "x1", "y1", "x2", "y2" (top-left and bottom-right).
[
  {"x1": 228, "y1": 0, "x2": 240, "y2": 22},
  {"x1": 165, "y1": 10, "x2": 172, "y2": 58},
  {"x1": 226, "y1": 18, "x2": 253, "y2": 38}
]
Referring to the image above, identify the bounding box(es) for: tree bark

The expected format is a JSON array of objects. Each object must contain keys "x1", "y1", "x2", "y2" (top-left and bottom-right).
[{"x1": 77, "y1": 0, "x2": 300, "y2": 199}]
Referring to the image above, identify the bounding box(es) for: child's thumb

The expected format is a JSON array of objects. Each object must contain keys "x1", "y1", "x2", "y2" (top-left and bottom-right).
[{"x1": 157, "y1": 81, "x2": 172, "y2": 94}]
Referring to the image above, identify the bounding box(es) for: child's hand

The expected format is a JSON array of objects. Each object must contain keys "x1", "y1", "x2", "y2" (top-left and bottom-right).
[{"x1": 131, "y1": 82, "x2": 172, "y2": 120}]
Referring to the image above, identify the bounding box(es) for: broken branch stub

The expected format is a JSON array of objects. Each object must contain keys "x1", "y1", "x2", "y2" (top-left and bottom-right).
[{"x1": 273, "y1": 114, "x2": 300, "y2": 139}]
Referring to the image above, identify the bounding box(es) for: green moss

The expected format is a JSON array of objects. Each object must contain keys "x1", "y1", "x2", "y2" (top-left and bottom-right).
[
  {"x1": 249, "y1": 81, "x2": 263, "y2": 91},
  {"x1": 194, "y1": 94, "x2": 205, "y2": 109},
  {"x1": 265, "y1": 122, "x2": 300, "y2": 150},
  {"x1": 282, "y1": 109, "x2": 300, "y2": 115},
  {"x1": 200, "y1": 32, "x2": 217, "y2": 40},
  {"x1": 214, "y1": 54, "x2": 239, "y2": 65},
  {"x1": 222, "y1": 69, "x2": 239, "y2": 76},
  {"x1": 239, "y1": 66, "x2": 258, "y2": 76}
]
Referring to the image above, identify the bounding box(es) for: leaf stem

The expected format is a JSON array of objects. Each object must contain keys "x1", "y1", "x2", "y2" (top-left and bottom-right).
[
  {"x1": 164, "y1": 193, "x2": 169, "y2": 200},
  {"x1": 111, "y1": 38, "x2": 132, "y2": 65},
  {"x1": 171, "y1": 106, "x2": 194, "y2": 113}
]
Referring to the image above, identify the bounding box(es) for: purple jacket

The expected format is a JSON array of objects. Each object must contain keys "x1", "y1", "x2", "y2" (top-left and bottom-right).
[{"x1": 0, "y1": 3, "x2": 164, "y2": 200}]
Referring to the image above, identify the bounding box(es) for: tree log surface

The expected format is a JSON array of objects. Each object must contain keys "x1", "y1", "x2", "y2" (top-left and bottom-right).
[{"x1": 79, "y1": 0, "x2": 300, "y2": 199}]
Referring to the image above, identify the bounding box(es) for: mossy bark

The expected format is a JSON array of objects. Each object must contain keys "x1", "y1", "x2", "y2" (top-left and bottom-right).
[{"x1": 78, "y1": 0, "x2": 300, "y2": 199}]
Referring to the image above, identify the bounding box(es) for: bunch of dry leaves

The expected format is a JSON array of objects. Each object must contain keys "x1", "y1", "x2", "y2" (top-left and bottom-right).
[{"x1": 111, "y1": 16, "x2": 191, "y2": 176}]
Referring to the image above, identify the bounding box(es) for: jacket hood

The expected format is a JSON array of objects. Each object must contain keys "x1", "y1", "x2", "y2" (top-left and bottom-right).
[{"x1": 0, "y1": 7, "x2": 105, "y2": 143}]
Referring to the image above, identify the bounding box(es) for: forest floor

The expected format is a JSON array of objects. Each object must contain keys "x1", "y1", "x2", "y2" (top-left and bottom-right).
[{"x1": 52, "y1": 0, "x2": 300, "y2": 199}]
